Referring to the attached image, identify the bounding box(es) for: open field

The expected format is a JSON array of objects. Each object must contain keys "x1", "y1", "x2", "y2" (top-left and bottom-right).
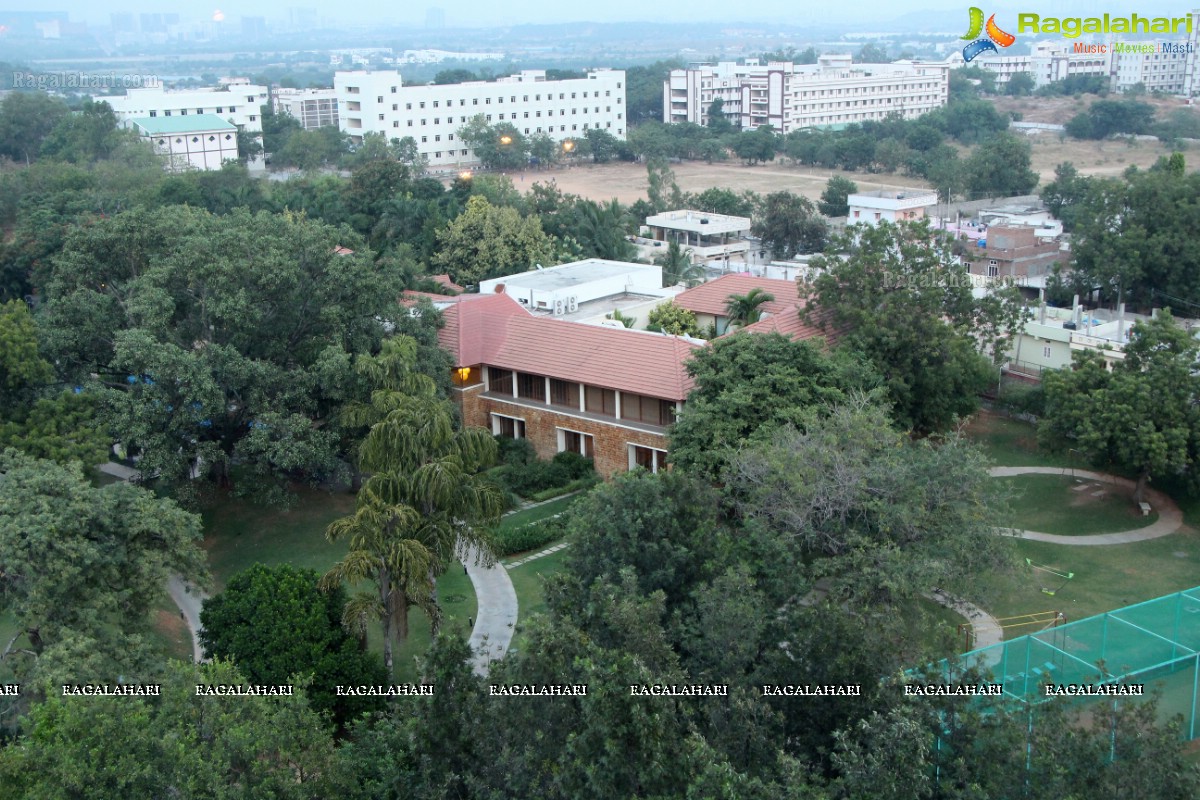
[
  {"x1": 990, "y1": 92, "x2": 1191, "y2": 127},
  {"x1": 1025, "y1": 134, "x2": 1180, "y2": 180},
  {"x1": 1002, "y1": 474, "x2": 1159, "y2": 536}
]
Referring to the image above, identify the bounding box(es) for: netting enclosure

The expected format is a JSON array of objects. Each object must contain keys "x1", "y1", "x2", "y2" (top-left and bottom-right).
[{"x1": 932, "y1": 586, "x2": 1200, "y2": 738}]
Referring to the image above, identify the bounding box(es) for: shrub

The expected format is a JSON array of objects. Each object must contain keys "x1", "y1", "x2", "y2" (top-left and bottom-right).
[
  {"x1": 551, "y1": 451, "x2": 594, "y2": 480},
  {"x1": 495, "y1": 515, "x2": 568, "y2": 556},
  {"x1": 496, "y1": 436, "x2": 537, "y2": 467}
]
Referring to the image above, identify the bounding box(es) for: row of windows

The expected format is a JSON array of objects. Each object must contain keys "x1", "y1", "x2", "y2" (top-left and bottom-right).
[
  {"x1": 491, "y1": 413, "x2": 668, "y2": 473},
  {"x1": 148, "y1": 106, "x2": 242, "y2": 117},
  {"x1": 154, "y1": 134, "x2": 235, "y2": 144},
  {"x1": 393, "y1": 107, "x2": 621, "y2": 123},
  {"x1": 486, "y1": 368, "x2": 675, "y2": 426},
  {"x1": 397, "y1": 121, "x2": 621, "y2": 136},
  {"x1": 389, "y1": 89, "x2": 619, "y2": 109}
]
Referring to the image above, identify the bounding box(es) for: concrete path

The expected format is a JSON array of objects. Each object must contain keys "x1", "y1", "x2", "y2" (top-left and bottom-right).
[
  {"x1": 504, "y1": 541, "x2": 570, "y2": 569},
  {"x1": 927, "y1": 589, "x2": 1004, "y2": 651},
  {"x1": 463, "y1": 545, "x2": 518, "y2": 677},
  {"x1": 167, "y1": 575, "x2": 208, "y2": 662},
  {"x1": 989, "y1": 466, "x2": 1183, "y2": 545},
  {"x1": 98, "y1": 463, "x2": 208, "y2": 662}
]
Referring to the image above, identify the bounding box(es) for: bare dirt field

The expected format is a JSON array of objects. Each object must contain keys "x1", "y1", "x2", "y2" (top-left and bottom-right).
[
  {"x1": 505, "y1": 134, "x2": 1178, "y2": 205},
  {"x1": 990, "y1": 92, "x2": 1190, "y2": 126},
  {"x1": 514, "y1": 160, "x2": 932, "y2": 205}
]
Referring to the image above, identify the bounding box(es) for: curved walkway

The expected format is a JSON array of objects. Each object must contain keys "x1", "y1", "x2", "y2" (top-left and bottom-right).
[
  {"x1": 989, "y1": 466, "x2": 1183, "y2": 545},
  {"x1": 463, "y1": 545, "x2": 518, "y2": 677},
  {"x1": 99, "y1": 462, "x2": 208, "y2": 661}
]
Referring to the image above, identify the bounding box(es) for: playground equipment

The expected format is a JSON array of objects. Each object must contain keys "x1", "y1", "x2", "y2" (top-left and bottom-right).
[
  {"x1": 1026, "y1": 558, "x2": 1074, "y2": 596},
  {"x1": 958, "y1": 610, "x2": 1064, "y2": 651}
]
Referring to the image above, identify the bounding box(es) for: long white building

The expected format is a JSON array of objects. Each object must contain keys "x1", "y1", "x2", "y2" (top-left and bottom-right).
[
  {"x1": 334, "y1": 68, "x2": 626, "y2": 168},
  {"x1": 106, "y1": 78, "x2": 270, "y2": 135},
  {"x1": 664, "y1": 55, "x2": 949, "y2": 132}
]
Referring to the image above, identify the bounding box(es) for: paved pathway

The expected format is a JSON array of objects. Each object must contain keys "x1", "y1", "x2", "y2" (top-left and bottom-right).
[
  {"x1": 504, "y1": 541, "x2": 570, "y2": 569},
  {"x1": 989, "y1": 466, "x2": 1183, "y2": 545},
  {"x1": 463, "y1": 545, "x2": 518, "y2": 677},
  {"x1": 98, "y1": 462, "x2": 208, "y2": 662},
  {"x1": 926, "y1": 589, "x2": 1004, "y2": 651}
]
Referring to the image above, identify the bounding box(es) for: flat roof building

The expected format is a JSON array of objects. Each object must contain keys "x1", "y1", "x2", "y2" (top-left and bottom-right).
[
  {"x1": 275, "y1": 88, "x2": 339, "y2": 130},
  {"x1": 107, "y1": 79, "x2": 268, "y2": 135},
  {"x1": 478, "y1": 259, "x2": 666, "y2": 317},
  {"x1": 335, "y1": 68, "x2": 626, "y2": 168},
  {"x1": 665, "y1": 56, "x2": 949, "y2": 132},
  {"x1": 848, "y1": 189, "x2": 939, "y2": 227},
  {"x1": 644, "y1": 210, "x2": 752, "y2": 262},
  {"x1": 125, "y1": 114, "x2": 239, "y2": 171}
]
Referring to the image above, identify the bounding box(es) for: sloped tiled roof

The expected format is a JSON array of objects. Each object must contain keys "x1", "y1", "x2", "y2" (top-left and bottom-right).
[
  {"x1": 672, "y1": 274, "x2": 801, "y2": 317},
  {"x1": 439, "y1": 292, "x2": 701, "y2": 401},
  {"x1": 431, "y1": 274, "x2": 465, "y2": 293},
  {"x1": 737, "y1": 305, "x2": 847, "y2": 346}
]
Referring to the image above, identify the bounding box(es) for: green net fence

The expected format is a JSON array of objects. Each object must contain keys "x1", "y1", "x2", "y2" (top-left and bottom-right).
[{"x1": 932, "y1": 586, "x2": 1200, "y2": 739}]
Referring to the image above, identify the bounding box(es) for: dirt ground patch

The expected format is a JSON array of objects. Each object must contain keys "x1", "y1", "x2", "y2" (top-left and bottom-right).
[
  {"x1": 991, "y1": 92, "x2": 1191, "y2": 126},
  {"x1": 514, "y1": 160, "x2": 932, "y2": 205},
  {"x1": 504, "y1": 135, "x2": 1175, "y2": 204}
]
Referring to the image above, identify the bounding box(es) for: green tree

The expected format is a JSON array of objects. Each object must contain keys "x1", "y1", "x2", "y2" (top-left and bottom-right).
[
  {"x1": 855, "y1": 43, "x2": 890, "y2": 63},
  {"x1": 0, "y1": 659, "x2": 346, "y2": 798},
  {"x1": 39, "y1": 99, "x2": 128, "y2": 164},
  {"x1": 1040, "y1": 311, "x2": 1200, "y2": 504},
  {"x1": 806, "y1": 220, "x2": 1023, "y2": 433},
  {"x1": 584, "y1": 127, "x2": 623, "y2": 163},
  {"x1": 1039, "y1": 161, "x2": 1089, "y2": 232},
  {"x1": 706, "y1": 97, "x2": 735, "y2": 134},
  {"x1": 724, "y1": 287, "x2": 776, "y2": 326},
  {"x1": 818, "y1": 176, "x2": 858, "y2": 217},
  {"x1": 568, "y1": 198, "x2": 637, "y2": 261},
  {"x1": 527, "y1": 132, "x2": 560, "y2": 167},
  {"x1": 752, "y1": 191, "x2": 829, "y2": 258},
  {"x1": 1005, "y1": 72, "x2": 1036, "y2": 96},
  {"x1": 0, "y1": 299, "x2": 52, "y2": 408},
  {"x1": 0, "y1": 449, "x2": 208, "y2": 685},
  {"x1": 647, "y1": 302, "x2": 701, "y2": 336},
  {"x1": 199, "y1": 563, "x2": 389, "y2": 730},
  {"x1": 654, "y1": 240, "x2": 704, "y2": 287},
  {"x1": 733, "y1": 124, "x2": 779, "y2": 165},
  {"x1": 432, "y1": 68, "x2": 477, "y2": 84},
  {"x1": 605, "y1": 308, "x2": 637, "y2": 328},
  {"x1": 458, "y1": 115, "x2": 529, "y2": 170},
  {"x1": 689, "y1": 186, "x2": 756, "y2": 217},
  {"x1": 431, "y1": 195, "x2": 557, "y2": 286},
  {"x1": 670, "y1": 333, "x2": 877, "y2": 477},
  {"x1": 40, "y1": 205, "x2": 401, "y2": 498},
  {"x1": 324, "y1": 341, "x2": 502, "y2": 673},
  {"x1": 260, "y1": 104, "x2": 302, "y2": 155},
  {"x1": 0, "y1": 92, "x2": 70, "y2": 164},
  {"x1": 963, "y1": 132, "x2": 1039, "y2": 198}
]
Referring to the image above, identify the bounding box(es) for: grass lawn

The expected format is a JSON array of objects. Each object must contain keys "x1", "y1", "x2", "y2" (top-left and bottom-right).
[
  {"x1": 200, "y1": 485, "x2": 477, "y2": 684},
  {"x1": 963, "y1": 410, "x2": 1075, "y2": 469},
  {"x1": 499, "y1": 494, "x2": 579, "y2": 532},
  {"x1": 1001, "y1": 474, "x2": 1158, "y2": 535},
  {"x1": 505, "y1": 547, "x2": 570, "y2": 652},
  {"x1": 977, "y1": 529, "x2": 1200, "y2": 626},
  {"x1": 151, "y1": 591, "x2": 195, "y2": 662}
]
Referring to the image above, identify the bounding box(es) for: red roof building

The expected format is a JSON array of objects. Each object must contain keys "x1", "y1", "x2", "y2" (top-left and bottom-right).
[
  {"x1": 439, "y1": 291, "x2": 702, "y2": 477},
  {"x1": 672, "y1": 274, "x2": 801, "y2": 335}
]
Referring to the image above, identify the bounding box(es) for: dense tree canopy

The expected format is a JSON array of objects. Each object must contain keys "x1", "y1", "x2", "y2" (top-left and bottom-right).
[
  {"x1": 752, "y1": 191, "x2": 829, "y2": 258},
  {"x1": 39, "y1": 205, "x2": 403, "y2": 497},
  {"x1": 431, "y1": 195, "x2": 557, "y2": 286},
  {"x1": 806, "y1": 220, "x2": 1022, "y2": 433}
]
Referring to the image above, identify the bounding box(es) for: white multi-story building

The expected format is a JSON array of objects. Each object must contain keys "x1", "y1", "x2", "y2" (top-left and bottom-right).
[
  {"x1": 1112, "y1": 45, "x2": 1191, "y2": 94},
  {"x1": 334, "y1": 68, "x2": 626, "y2": 168},
  {"x1": 106, "y1": 78, "x2": 269, "y2": 135},
  {"x1": 275, "y1": 88, "x2": 339, "y2": 130},
  {"x1": 847, "y1": 189, "x2": 939, "y2": 226},
  {"x1": 664, "y1": 55, "x2": 949, "y2": 132},
  {"x1": 125, "y1": 114, "x2": 239, "y2": 171},
  {"x1": 967, "y1": 42, "x2": 1111, "y2": 88}
]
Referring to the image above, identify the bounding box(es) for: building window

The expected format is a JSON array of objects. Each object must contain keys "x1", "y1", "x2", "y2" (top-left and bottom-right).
[
  {"x1": 149, "y1": 111, "x2": 157, "y2": 117},
  {"x1": 488, "y1": 367, "x2": 514, "y2": 395},
  {"x1": 549, "y1": 379, "x2": 580, "y2": 409},
  {"x1": 493, "y1": 414, "x2": 526, "y2": 439},
  {"x1": 1043, "y1": 345, "x2": 1052, "y2": 359},
  {"x1": 516, "y1": 372, "x2": 545, "y2": 401},
  {"x1": 585, "y1": 386, "x2": 616, "y2": 417},
  {"x1": 621, "y1": 393, "x2": 676, "y2": 427},
  {"x1": 988, "y1": 260, "x2": 999, "y2": 278},
  {"x1": 629, "y1": 445, "x2": 668, "y2": 473},
  {"x1": 559, "y1": 429, "x2": 594, "y2": 457}
]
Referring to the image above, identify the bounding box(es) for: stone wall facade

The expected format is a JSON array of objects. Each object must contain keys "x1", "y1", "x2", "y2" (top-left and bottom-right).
[{"x1": 452, "y1": 381, "x2": 669, "y2": 477}]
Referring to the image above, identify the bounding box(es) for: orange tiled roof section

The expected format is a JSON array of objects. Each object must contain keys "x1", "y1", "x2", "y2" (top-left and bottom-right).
[
  {"x1": 672, "y1": 274, "x2": 801, "y2": 318},
  {"x1": 439, "y1": 292, "x2": 702, "y2": 401},
  {"x1": 431, "y1": 273, "x2": 465, "y2": 293},
  {"x1": 738, "y1": 305, "x2": 847, "y2": 346}
]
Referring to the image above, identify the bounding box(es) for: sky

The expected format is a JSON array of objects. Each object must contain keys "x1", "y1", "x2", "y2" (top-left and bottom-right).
[{"x1": 20, "y1": 0, "x2": 1198, "y2": 29}]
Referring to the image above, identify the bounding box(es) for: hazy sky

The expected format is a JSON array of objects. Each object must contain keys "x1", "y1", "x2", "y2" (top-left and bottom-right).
[{"x1": 26, "y1": 0, "x2": 1197, "y2": 29}]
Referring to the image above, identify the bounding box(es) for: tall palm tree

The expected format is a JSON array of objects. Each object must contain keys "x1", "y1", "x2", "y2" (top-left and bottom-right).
[
  {"x1": 654, "y1": 240, "x2": 704, "y2": 288},
  {"x1": 324, "y1": 338, "x2": 503, "y2": 674},
  {"x1": 724, "y1": 287, "x2": 776, "y2": 327}
]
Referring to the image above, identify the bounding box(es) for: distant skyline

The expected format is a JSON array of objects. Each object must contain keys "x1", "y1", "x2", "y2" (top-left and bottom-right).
[{"x1": 17, "y1": 0, "x2": 1198, "y2": 29}]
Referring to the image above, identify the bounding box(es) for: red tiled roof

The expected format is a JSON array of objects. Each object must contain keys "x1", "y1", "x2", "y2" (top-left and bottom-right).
[
  {"x1": 400, "y1": 290, "x2": 470, "y2": 305},
  {"x1": 737, "y1": 305, "x2": 847, "y2": 345},
  {"x1": 431, "y1": 273, "x2": 465, "y2": 293},
  {"x1": 673, "y1": 274, "x2": 800, "y2": 318},
  {"x1": 439, "y1": 293, "x2": 701, "y2": 401},
  {"x1": 332, "y1": 246, "x2": 355, "y2": 255}
]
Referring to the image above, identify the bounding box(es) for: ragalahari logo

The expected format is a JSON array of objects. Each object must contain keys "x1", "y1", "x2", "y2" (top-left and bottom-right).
[{"x1": 961, "y1": 7, "x2": 1016, "y2": 62}]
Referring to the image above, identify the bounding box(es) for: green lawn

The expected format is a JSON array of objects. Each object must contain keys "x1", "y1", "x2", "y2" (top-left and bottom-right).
[
  {"x1": 505, "y1": 547, "x2": 570, "y2": 652},
  {"x1": 964, "y1": 411, "x2": 1078, "y2": 469},
  {"x1": 977, "y1": 531, "x2": 1200, "y2": 626},
  {"x1": 151, "y1": 591, "x2": 196, "y2": 662},
  {"x1": 1001, "y1": 474, "x2": 1158, "y2": 535},
  {"x1": 200, "y1": 486, "x2": 476, "y2": 683},
  {"x1": 499, "y1": 494, "x2": 579, "y2": 532}
]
